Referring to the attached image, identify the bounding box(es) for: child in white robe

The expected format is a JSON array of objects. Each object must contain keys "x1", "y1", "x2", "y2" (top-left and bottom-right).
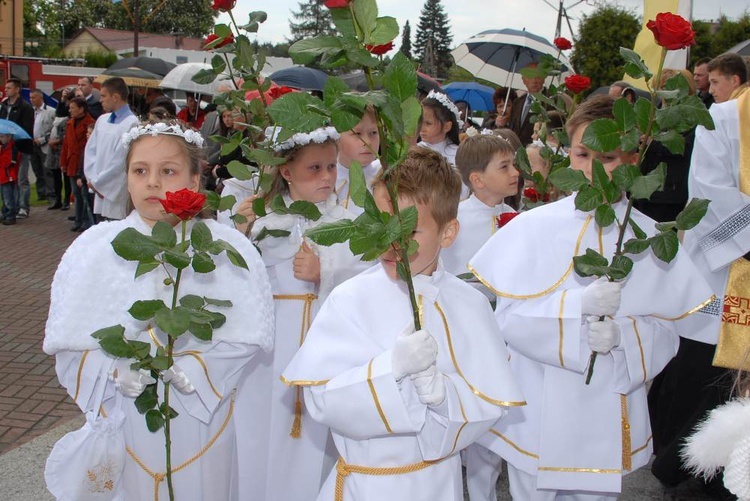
[
  {"x1": 336, "y1": 107, "x2": 381, "y2": 215},
  {"x1": 442, "y1": 134, "x2": 519, "y2": 277},
  {"x1": 469, "y1": 95, "x2": 715, "y2": 500},
  {"x1": 233, "y1": 126, "x2": 372, "y2": 501},
  {"x1": 43, "y1": 120, "x2": 275, "y2": 500},
  {"x1": 282, "y1": 147, "x2": 524, "y2": 501}
]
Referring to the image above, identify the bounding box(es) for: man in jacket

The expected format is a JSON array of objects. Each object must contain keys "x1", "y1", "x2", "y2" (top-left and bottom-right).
[{"x1": 0, "y1": 78, "x2": 34, "y2": 218}]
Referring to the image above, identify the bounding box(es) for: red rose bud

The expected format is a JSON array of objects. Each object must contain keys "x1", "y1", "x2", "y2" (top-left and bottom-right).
[
  {"x1": 204, "y1": 33, "x2": 234, "y2": 49},
  {"x1": 211, "y1": 0, "x2": 235, "y2": 11},
  {"x1": 523, "y1": 187, "x2": 550, "y2": 203},
  {"x1": 553, "y1": 37, "x2": 572, "y2": 50},
  {"x1": 647, "y1": 12, "x2": 696, "y2": 51},
  {"x1": 565, "y1": 74, "x2": 591, "y2": 94},
  {"x1": 496, "y1": 212, "x2": 519, "y2": 229},
  {"x1": 365, "y1": 41, "x2": 394, "y2": 55},
  {"x1": 159, "y1": 189, "x2": 207, "y2": 221},
  {"x1": 324, "y1": 0, "x2": 351, "y2": 8},
  {"x1": 268, "y1": 86, "x2": 296, "y2": 99}
]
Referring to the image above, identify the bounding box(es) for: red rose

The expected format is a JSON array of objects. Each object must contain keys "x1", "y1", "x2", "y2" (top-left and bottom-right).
[
  {"x1": 268, "y1": 86, "x2": 296, "y2": 99},
  {"x1": 647, "y1": 12, "x2": 695, "y2": 51},
  {"x1": 496, "y1": 212, "x2": 519, "y2": 229},
  {"x1": 204, "y1": 33, "x2": 234, "y2": 49},
  {"x1": 365, "y1": 41, "x2": 394, "y2": 56},
  {"x1": 159, "y1": 189, "x2": 207, "y2": 221},
  {"x1": 523, "y1": 187, "x2": 550, "y2": 203},
  {"x1": 553, "y1": 37, "x2": 572, "y2": 51},
  {"x1": 564, "y1": 74, "x2": 591, "y2": 95},
  {"x1": 324, "y1": 0, "x2": 350, "y2": 8},
  {"x1": 211, "y1": 0, "x2": 235, "y2": 11}
]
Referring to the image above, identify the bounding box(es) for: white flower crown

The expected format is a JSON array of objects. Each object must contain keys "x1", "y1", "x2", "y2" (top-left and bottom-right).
[
  {"x1": 465, "y1": 126, "x2": 494, "y2": 137},
  {"x1": 426, "y1": 90, "x2": 464, "y2": 129},
  {"x1": 265, "y1": 126, "x2": 340, "y2": 152},
  {"x1": 122, "y1": 122, "x2": 205, "y2": 150}
]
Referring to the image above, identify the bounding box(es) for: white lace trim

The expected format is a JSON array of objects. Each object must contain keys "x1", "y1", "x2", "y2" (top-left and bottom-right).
[
  {"x1": 265, "y1": 126, "x2": 340, "y2": 152},
  {"x1": 122, "y1": 122, "x2": 204, "y2": 150},
  {"x1": 426, "y1": 90, "x2": 464, "y2": 129}
]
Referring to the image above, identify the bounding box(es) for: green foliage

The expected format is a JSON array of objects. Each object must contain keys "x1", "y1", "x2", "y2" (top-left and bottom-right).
[
  {"x1": 288, "y1": 0, "x2": 336, "y2": 44},
  {"x1": 400, "y1": 20, "x2": 413, "y2": 60},
  {"x1": 413, "y1": 0, "x2": 453, "y2": 78}
]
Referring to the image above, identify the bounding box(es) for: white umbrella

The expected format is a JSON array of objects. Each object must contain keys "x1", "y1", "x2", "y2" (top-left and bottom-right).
[
  {"x1": 451, "y1": 29, "x2": 573, "y2": 91},
  {"x1": 160, "y1": 63, "x2": 234, "y2": 95}
]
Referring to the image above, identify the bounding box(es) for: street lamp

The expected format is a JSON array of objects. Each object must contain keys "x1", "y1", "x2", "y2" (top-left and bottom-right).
[{"x1": 25, "y1": 41, "x2": 40, "y2": 56}]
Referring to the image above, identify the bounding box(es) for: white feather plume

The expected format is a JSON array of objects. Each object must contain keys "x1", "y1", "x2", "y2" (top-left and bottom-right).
[{"x1": 682, "y1": 397, "x2": 750, "y2": 480}]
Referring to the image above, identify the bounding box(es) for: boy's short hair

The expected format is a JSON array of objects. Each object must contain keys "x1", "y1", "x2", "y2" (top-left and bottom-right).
[
  {"x1": 707, "y1": 53, "x2": 748, "y2": 84},
  {"x1": 102, "y1": 77, "x2": 129, "y2": 101},
  {"x1": 566, "y1": 94, "x2": 617, "y2": 142},
  {"x1": 373, "y1": 147, "x2": 461, "y2": 228},
  {"x1": 455, "y1": 135, "x2": 515, "y2": 188}
]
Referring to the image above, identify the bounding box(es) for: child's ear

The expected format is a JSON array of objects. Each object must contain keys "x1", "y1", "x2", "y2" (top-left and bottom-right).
[
  {"x1": 279, "y1": 165, "x2": 293, "y2": 182},
  {"x1": 469, "y1": 171, "x2": 484, "y2": 190},
  {"x1": 189, "y1": 173, "x2": 200, "y2": 191},
  {"x1": 442, "y1": 120, "x2": 454, "y2": 135},
  {"x1": 439, "y1": 219, "x2": 460, "y2": 249}
]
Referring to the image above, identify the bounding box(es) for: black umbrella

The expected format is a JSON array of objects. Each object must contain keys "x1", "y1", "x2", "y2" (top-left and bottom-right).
[
  {"x1": 107, "y1": 56, "x2": 177, "y2": 77},
  {"x1": 269, "y1": 67, "x2": 329, "y2": 91},
  {"x1": 728, "y1": 39, "x2": 750, "y2": 57},
  {"x1": 340, "y1": 71, "x2": 441, "y2": 94}
]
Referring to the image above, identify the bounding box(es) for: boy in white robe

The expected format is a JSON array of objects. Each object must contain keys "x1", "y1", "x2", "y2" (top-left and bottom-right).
[
  {"x1": 336, "y1": 107, "x2": 382, "y2": 216},
  {"x1": 282, "y1": 147, "x2": 524, "y2": 501},
  {"x1": 470, "y1": 95, "x2": 715, "y2": 500},
  {"x1": 443, "y1": 134, "x2": 519, "y2": 277}
]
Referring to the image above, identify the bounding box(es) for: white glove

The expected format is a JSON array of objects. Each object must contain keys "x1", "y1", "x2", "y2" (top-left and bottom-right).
[
  {"x1": 392, "y1": 328, "x2": 438, "y2": 381},
  {"x1": 410, "y1": 365, "x2": 446, "y2": 406},
  {"x1": 162, "y1": 364, "x2": 195, "y2": 394},
  {"x1": 113, "y1": 361, "x2": 156, "y2": 398},
  {"x1": 582, "y1": 277, "x2": 622, "y2": 317},
  {"x1": 586, "y1": 316, "x2": 621, "y2": 354}
]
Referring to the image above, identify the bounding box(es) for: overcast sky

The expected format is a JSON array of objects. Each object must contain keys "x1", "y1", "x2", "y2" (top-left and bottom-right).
[{"x1": 219, "y1": 0, "x2": 750, "y2": 49}]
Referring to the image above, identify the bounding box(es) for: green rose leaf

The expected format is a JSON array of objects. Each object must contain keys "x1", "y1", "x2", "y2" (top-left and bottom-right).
[
  {"x1": 226, "y1": 160, "x2": 255, "y2": 181},
  {"x1": 204, "y1": 297, "x2": 232, "y2": 307},
  {"x1": 549, "y1": 167, "x2": 590, "y2": 192},
  {"x1": 191, "y1": 222, "x2": 213, "y2": 252},
  {"x1": 611, "y1": 164, "x2": 641, "y2": 192},
  {"x1": 145, "y1": 409, "x2": 165, "y2": 432},
  {"x1": 91, "y1": 324, "x2": 126, "y2": 340},
  {"x1": 620, "y1": 129, "x2": 641, "y2": 154},
  {"x1": 255, "y1": 227, "x2": 291, "y2": 243},
  {"x1": 203, "y1": 190, "x2": 221, "y2": 211},
  {"x1": 289, "y1": 35, "x2": 344, "y2": 65},
  {"x1": 620, "y1": 47, "x2": 652, "y2": 80},
  {"x1": 656, "y1": 95, "x2": 714, "y2": 133},
  {"x1": 329, "y1": 6, "x2": 356, "y2": 40},
  {"x1": 205, "y1": 310, "x2": 227, "y2": 329},
  {"x1": 575, "y1": 185, "x2": 604, "y2": 212},
  {"x1": 130, "y1": 340, "x2": 151, "y2": 360},
  {"x1": 129, "y1": 299, "x2": 168, "y2": 321},
  {"x1": 135, "y1": 260, "x2": 160, "y2": 278},
  {"x1": 370, "y1": 16, "x2": 399, "y2": 45},
  {"x1": 306, "y1": 219, "x2": 358, "y2": 246},
  {"x1": 192, "y1": 251, "x2": 216, "y2": 274},
  {"x1": 595, "y1": 204, "x2": 617, "y2": 228},
  {"x1": 623, "y1": 238, "x2": 651, "y2": 254},
  {"x1": 581, "y1": 118, "x2": 619, "y2": 153},
  {"x1": 652, "y1": 129, "x2": 686, "y2": 155},
  {"x1": 399, "y1": 205, "x2": 418, "y2": 240},
  {"x1": 609, "y1": 254, "x2": 634, "y2": 281},
  {"x1": 633, "y1": 98, "x2": 651, "y2": 134},
  {"x1": 675, "y1": 198, "x2": 710, "y2": 231},
  {"x1": 151, "y1": 221, "x2": 176, "y2": 249},
  {"x1": 401, "y1": 97, "x2": 422, "y2": 137},
  {"x1": 191, "y1": 68, "x2": 218, "y2": 85},
  {"x1": 630, "y1": 162, "x2": 666, "y2": 200},
  {"x1": 649, "y1": 230, "x2": 680, "y2": 263},
  {"x1": 629, "y1": 218, "x2": 648, "y2": 240},
  {"x1": 134, "y1": 384, "x2": 158, "y2": 413},
  {"x1": 179, "y1": 294, "x2": 205, "y2": 310},
  {"x1": 218, "y1": 195, "x2": 237, "y2": 213},
  {"x1": 159, "y1": 403, "x2": 180, "y2": 419},
  {"x1": 573, "y1": 248, "x2": 610, "y2": 278},
  {"x1": 289, "y1": 200, "x2": 323, "y2": 221},
  {"x1": 224, "y1": 246, "x2": 249, "y2": 270},
  {"x1": 99, "y1": 336, "x2": 135, "y2": 359},
  {"x1": 591, "y1": 160, "x2": 619, "y2": 204},
  {"x1": 252, "y1": 197, "x2": 267, "y2": 218},
  {"x1": 112, "y1": 228, "x2": 161, "y2": 262},
  {"x1": 663, "y1": 73, "x2": 691, "y2": 100},
  {"x1": 267, "y1": 92, "x2": 331, "y2": 134},
  {"x1": 154, "y1": 306, "x2": 191, "y2": 337},
  {"x1": 613, "y1": 97, "x2": 636, "y2": 133},
  {"x1": 384, "y1": 52, "x2": 418, "y2": 102},
  {"x1": 348, "y1": 161, "x2": 367, "y2": 208},
  {"x1": 353, "y1": 0, "x2": 378, "y2": 42},
  {"x1": 164, "y1": 249, "x2": 191, "y2": 270},
  {"x1": 150, "y1": 355, "x2": 170, "y2": 371},
  {"x1": 655, "y1": 221, "x2": 677, "y2": 232},
  {"x1": 189, "y1": 321, "x2": 213, "y2": 341}
]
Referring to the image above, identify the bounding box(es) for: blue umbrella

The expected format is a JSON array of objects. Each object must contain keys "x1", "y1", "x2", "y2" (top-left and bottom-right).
[
  {"x1": 443, "y1": 81, "x2": 495, "y2": 112},
  {"x1": 0, "y1": 119, "x2": 31, "y2": 140},
  {"x1": 269, "y1": 67, "x2": 329, "y2": 91}
]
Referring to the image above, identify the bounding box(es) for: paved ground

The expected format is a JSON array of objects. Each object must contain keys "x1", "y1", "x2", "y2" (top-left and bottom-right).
[{"x1": 0, "y1": 203, "x2": 727, "y2": 500}]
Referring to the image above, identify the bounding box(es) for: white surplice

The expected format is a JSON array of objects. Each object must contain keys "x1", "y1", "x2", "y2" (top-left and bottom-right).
[
  {"x1": 216, "y1": 177, "x2": 258, "y2": 228},
  {"x1": 282, "y1": 263, "x2": 525, "y2": 501},
  {"x1": 469, "y1": 195, "x2": 715, "y2": 495},
  {"x1": 44, "y1": 212, "x2": 274, "y2": 501},
  {"x1": 238, "y1": 193, "x2": 372, "y2": 501},
  {"x1": 442, "y1": 194, "x2": 516, "y2": 276},
  {"x1": 83, "y1": 111, "x2": 139, "y2": 220},
  {"x1": 335, "y1": 160, "x2": 381, "y2": 216},
  {"x1": 682, "y1": 97, "x2": 750, "y2": 344}
]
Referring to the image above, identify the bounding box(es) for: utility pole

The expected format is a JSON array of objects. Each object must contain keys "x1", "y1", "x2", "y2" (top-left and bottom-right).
[{"x1": 133, "y1": 0, "x2": 140, "y2": 56}]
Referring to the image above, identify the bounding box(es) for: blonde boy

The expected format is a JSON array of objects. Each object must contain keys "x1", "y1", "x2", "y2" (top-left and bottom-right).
[
  {"x1": 442, "y1": 135, "x2": 519, "y2": 276},
  {"x1": 470, "y1": 95, "x2": 713, "y2": 500},
  {"x1": 282, "y1": 148, "x2": 523, "y2": 501}
]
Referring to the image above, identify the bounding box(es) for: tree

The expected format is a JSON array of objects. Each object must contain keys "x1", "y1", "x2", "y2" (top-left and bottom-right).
[
  {"x1": 570, "y1": 5, "x2": 640, "y2": 91},
  {"x1": 288, "y1": 0, "x2": 335, "y2": 44},
  {"x1": 413, "y1": 0, "x2": 453, "y2": 79},
  {"x1": 400, "y1": 20, "x2": 412, "y2": 60}
]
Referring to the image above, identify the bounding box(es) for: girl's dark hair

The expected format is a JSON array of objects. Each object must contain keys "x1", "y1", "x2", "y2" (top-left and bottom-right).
[
  {"x1": 492, "y1": 87, "x2": 518, "y2": 107},
  {"x1": 421, "y1": 95, "x2": 461, "y2": 146},
  {"x1": 150, "y1": 96, "x2": 177, "y2": 117}
]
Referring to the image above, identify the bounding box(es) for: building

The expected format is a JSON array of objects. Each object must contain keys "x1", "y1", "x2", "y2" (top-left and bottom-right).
[{"x1": 0, "y1": 0, "x2": 24, "y2": 56}]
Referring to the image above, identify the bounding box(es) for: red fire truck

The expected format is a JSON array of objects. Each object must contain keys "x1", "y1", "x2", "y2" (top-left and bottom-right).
[{"x1": 0, "y1": 55, "x2": 101, "y2": 99}]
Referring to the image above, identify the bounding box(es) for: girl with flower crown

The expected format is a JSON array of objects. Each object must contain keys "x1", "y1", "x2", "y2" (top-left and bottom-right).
[
  {"x1": 43, "y1": 119, "x2": 274, "y2": 500},
  {"x1": 232, "y1": 125, "x2": 372, "y2": 501}
]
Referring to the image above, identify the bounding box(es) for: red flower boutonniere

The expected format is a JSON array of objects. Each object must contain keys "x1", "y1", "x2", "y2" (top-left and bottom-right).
[
  {"x1": 647, "y1": 12, "x2": 696, "y2": 51},
  {"x1": 496, "y1": 212, "x2": 519, "y2": 229},
  {"x1": 159, "y1": 189, "x2": 207, "y2": 221},
  {"x1": 553, "y1": 37, "x2": 572, "y2": 51}
]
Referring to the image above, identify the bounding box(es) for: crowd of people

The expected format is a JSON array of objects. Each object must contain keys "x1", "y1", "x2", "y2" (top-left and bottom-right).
[{"x1": 0, "y1": 45, "x2": 743, "y2": 501}]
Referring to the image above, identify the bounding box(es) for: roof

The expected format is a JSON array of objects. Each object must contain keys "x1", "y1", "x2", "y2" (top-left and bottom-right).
[{"x1": 68, "y1": 27, "x2": 205, "y2": 52}]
